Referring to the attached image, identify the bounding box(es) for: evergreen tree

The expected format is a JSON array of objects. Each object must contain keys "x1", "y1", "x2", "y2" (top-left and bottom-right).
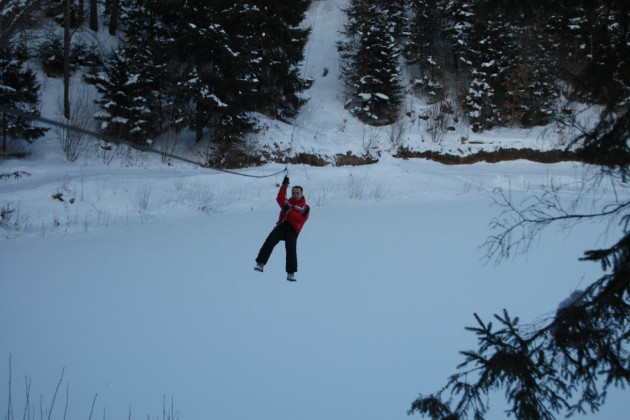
[
  {"x1": 340, "y1": 0, "x2": 404, "y2": 124},
  {"x1": 452, "y1": 1, "x2": 560, "y2": 131},
  {"x1": 510, "y1": 24, "x2": 558, "y2": 127},
  {"x1": 239, "y1": 0, "x2": 312, "y2": 120},
  {"x1": 444, "y1": 0, "x2": 475, "y2": 72},
  {"x1": 89, "y1": 46, "x2": 155, "y2": 144},
  {"x1": 164, "y1": 0, "x2": 253, "y2": 144},
  {"x1": 462, "y1": 8, "x2": 517, "y2": 131},
  {"x1": 405, "y1": 0, "x2": 447, "y2": 101},
  {"x1": 89, "y1": 0, "x2": 313, "y2": 148},
  {"x1": 491, "y1": 7, "x2": 560, "y2": 128},
  {"x1": 0, "y1": 42, "x2": 48, "y2": 154},
  {"x1": 571, "y1": 1, "x2": 630, "y2": 109},
  {"x1": 547, "y1": 3, "x2": 592, "y2": 85},
  {"x1": 118, "y1": 0, "x2": 175, "y2": 134},
  {"x1": 38, "y1": 35, "x2": 67, "y2": 77}
]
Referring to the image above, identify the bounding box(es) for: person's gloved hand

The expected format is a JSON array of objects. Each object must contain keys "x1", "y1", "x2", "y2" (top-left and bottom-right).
[
  {"x1": 283, "y1": 203, "x2": 291, "y2": 213},
  {"x1": 282, "y1": 175, "x2": 290, "y2": 185}
]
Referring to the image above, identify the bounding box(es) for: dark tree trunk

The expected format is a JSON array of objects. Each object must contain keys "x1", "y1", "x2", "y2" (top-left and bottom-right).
[
  {"x1": 78, "y1": 0, "x2": 84, "y2": 24},
  {"x1": 89, "y1": 0, "x2": 98, "y2": 31},
  {"x1": 2, "y1": 112, "x2": 7, "y2": 154},
  {"x1": 109, "y1": 0, "x2": 119, "y2": 35},
  {"x1": 63, "y1": 0, "x2": 71, "y2": 119}
]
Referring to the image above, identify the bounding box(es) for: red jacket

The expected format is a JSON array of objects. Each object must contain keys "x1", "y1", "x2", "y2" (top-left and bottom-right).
[{"x1": 276, "y1": 184, "x2": 309, "y2": 235}]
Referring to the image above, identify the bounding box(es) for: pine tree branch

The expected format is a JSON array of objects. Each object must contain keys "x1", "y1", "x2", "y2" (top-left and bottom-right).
[{"x1": 410, "y1": 266, "x2": 630, "y2": 419}]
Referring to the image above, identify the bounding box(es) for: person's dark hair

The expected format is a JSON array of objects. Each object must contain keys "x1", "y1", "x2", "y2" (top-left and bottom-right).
[{"x1": 293, "y1": 185, "x2": 303, "y2": 193}]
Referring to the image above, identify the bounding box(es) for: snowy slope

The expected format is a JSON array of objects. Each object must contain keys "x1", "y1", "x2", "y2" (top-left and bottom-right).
[
  {"x1": 254, "y1": 0, "x2": 587, "y2": 161},
  {"x1": 1, "y1": 1, "x2": 628, "y2": 419}
]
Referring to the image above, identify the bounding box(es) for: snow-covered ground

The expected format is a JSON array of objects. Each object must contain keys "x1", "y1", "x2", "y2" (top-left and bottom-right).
[
  {"x1": 2, "y1": 159, "x2": 627, "y2": 420},
  {"x1": 1, "y1": 1, "x2": 628, "y2": 419}
]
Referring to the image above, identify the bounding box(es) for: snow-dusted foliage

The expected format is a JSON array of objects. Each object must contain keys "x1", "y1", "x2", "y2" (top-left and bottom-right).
[
  {"x1": 86, "y1": 1, "x2": 312, "y2": 146},
  {"x1": 0, "y1": 42, "x2": 47, "y2": 154},
  {"x1": 339, "y1": 0, "x2": 404, "y2": 125},
  {"x1": 87, "y1": 46, "x2": 156, "y2": 145}
]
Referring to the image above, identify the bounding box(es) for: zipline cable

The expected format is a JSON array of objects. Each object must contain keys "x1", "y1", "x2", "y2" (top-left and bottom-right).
[{"x1": 0, "y1": 105, "x2": 288, "y2": 179}]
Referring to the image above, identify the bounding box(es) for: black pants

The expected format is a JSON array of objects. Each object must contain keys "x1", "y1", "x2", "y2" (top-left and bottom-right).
[{"x1": 256, "y1": 222, "x2": 298, "y2": 273}]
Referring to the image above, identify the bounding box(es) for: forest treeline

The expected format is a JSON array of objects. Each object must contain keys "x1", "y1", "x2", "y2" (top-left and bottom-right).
[
  {"x1": 1, "y1": 0, "x2": 628, "y2": 156},
  {"x1": 341, "y1": 0, "x2": 628, "y2": 131}
]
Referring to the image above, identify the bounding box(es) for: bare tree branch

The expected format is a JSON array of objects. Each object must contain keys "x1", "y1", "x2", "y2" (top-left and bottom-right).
[{"x1": 483, "y1": 180, "x2": 630, "y2": 265}]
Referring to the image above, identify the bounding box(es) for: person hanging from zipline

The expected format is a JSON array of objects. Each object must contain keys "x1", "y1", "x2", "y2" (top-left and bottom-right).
[{"x1": 254, "y1": 175, "x2": 310, "y2": 282}]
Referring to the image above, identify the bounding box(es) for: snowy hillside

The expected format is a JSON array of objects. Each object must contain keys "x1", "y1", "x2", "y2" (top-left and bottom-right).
[
  {"x1": 259, "y1": 0, "x2": 594, "y2": 163},
  {"x1": 1, "y1": 1, "x2": 628, "y2": 419}
]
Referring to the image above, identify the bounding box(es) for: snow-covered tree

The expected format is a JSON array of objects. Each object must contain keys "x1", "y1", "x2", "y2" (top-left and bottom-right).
[
  {"x1": 166, "y1": 1, "x2": 255, "y2": 144},
  {"x1": 234, "y1": 0, "x2": 312, "y2": 120},
  {"x1": 547, "y1": 3, "x2": 591, "y2": 83},
  {"x1": 507, "y1": 25, "x2": 558, "y2": 127},
  {"x1": 89, "y1": 46, "x2": 155, "y2": 145},
  {"x1": 0, "y1": 42, "x2": 48, "y2": 154},
  {"x1": 118, "y1": 0, "x2": 177, "y2": 134},
  {"x1": 448, "y1": 1, "x2": 560, "y2": 131},
  {"x1": 444, "y1": 0, "x2": 475, "y2": 72},
  {"x1": 101, "y1": 0, "x2": 313, "y2": 146},
  {"x1": 405, "y1": 0, "x2": 447, "y2": 100},
  {"x1": 571, "y1": 1, "x2": 630, "y2": 109},
  {"x1": 340, "y1": 0, "x2": 404, "y2": 124},
  {"x1": 462, "y1": 9, "x2": 517, "y2": 131}
]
